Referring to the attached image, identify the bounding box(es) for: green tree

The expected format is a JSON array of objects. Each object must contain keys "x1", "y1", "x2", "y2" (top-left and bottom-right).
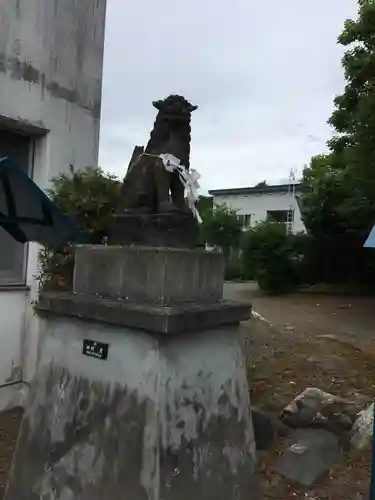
[
  {"x1": 241, "y1": 221, "x2": 306, "y2": 294},
  {"x1": 201, "y1": 203, "x2": 242, "y2": 260},
  {"x1": 196, "y1": 195, "x2": 213, "y2": 219},
  {"x1": 38, "y1": 167, "x2": 121, "y2": 290},
  {"x1": 300, "y1": 0, "x2": 375, "y2": 284},
  {"x1": 254, "y1": 181, "x2": 268, "y2": 188}
]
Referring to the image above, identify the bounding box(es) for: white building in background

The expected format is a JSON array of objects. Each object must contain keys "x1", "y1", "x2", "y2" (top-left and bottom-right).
[
  {"x1": 208, "y1": 183, "x2": 305, "y2": 234},
  {"x1": 0, "y1": 1, "x2": 107, "y2": 411}
]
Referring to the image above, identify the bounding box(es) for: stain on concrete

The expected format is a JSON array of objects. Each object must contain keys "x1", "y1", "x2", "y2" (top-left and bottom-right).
[
  {"x1": 6, "y1": 366, "x2": 152, "y2": 500},
  {"x1": 46, "y1": 82, "x2": 77, "y2": 107},
  {"x1": 159, "y1": 412, "x2": 258, "y2": 500},
  {"x1": 15, "y1": 0, "x2": 21, "y2": 19},
  {"x1": 0, "y1": 53, "x2": 101, "y2": 118},
  {"x1": 0, "y1": 52, "x2": 6, "y2": 73},
  {"x1": 21, "y1": 63, "x2": 39, "y2": 84},
  {"x1": 0, "y1": 0, "x2": 106, "y2": 120},
  {"x1": 7, "y1": 364, "x2": 258, "y2": 499},
  {"x1": 9, "y1": 57, "x2": 21, "y2": 81},
  {"x1": 5, "y1": 364, "x2": 22, "y2": 384},
  {"x1": 11, "y1": 39, "x2": 21, "y2": 57}
]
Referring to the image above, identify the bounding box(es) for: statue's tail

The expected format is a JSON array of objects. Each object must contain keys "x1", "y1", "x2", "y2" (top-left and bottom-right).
[
  {"x1": 120, "y1": 145, "x2": 145, "y2": 203},
  {"x1": 124, "y1": 145, "x2": 144, "y2": 178}
]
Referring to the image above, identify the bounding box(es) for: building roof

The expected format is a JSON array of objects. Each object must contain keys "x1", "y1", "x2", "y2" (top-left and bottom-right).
[{"x1": 208, "y1": 182, "x2": 302, "y2": 197}]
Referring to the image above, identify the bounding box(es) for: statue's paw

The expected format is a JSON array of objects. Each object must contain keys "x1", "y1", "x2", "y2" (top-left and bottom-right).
[{"x1": 158, "y1": 201, "x2": 180, "y2": 213}]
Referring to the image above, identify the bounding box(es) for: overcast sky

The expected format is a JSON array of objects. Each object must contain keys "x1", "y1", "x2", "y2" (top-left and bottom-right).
[{"x1": 99, "y1": 0, "x2": 358, "y2": 192}]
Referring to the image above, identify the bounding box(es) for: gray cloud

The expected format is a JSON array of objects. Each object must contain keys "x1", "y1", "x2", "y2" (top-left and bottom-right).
[{"x1": 99, "y1": 0, "x2": 358, "y2": 191}]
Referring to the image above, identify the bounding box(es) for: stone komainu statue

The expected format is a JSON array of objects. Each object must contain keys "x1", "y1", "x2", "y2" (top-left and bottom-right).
[{"x1": 120, "y1": 95, "x2": 198, "y2": 214}]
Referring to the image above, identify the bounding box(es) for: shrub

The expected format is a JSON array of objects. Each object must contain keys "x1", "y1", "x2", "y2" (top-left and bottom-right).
[
  {"x1": 241, "y1": 221, "x2": 307, "y2": 294},
  {"x1": 37, "y1": 166, "x2": 121, "y2": 291},
  {"x1": 224, "y1": 254, "x2": 255, "y2": 281},
  {"x1": 200, "y1": 203, "x2": 242, "y2": 261},
  {"x1": 224, "y1": 258, "x2": 243, "y2": 281},
  {"x1": 240, "y1": 258, "x2": 255, "y2": 280}
]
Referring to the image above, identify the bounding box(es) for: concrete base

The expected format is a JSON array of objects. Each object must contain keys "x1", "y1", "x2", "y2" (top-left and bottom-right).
[
  {"x1": 37, "y1": 291, "x2": 250, "y2": 335},
  {"x1": 5, "y1": 315, "x2": 259, "y2": 500}
]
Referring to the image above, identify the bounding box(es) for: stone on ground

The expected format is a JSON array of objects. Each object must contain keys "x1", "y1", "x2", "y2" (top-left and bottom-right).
[
  {"x1": 275, "y1": 428, "x2": 342, "y2": 487},
  {"x1": 350, "y1": 403, "x2": 374, "y2": 451},
  {"x1": 280, "y1": 387, "x2": 359, "y2": 435}
]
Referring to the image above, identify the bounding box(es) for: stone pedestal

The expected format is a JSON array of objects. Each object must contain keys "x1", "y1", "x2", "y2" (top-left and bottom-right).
[
  {"x1": 5, "y1": 246, "x2": 259, "y2": 500},
  {"x1": 110, "y1": 212, "x2": 199, "y2": 248},
  {"x1": 73, "y1": 245, "x2": 225, "y2": 306}
]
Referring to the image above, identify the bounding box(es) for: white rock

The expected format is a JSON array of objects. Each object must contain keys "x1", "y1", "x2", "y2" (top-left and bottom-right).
[
  {"x1": 350, "y1": 403, "x2": 374, "y2": 451},
  {"x1": 280, "y1": 387, "x2": 358, "y2": 433}
]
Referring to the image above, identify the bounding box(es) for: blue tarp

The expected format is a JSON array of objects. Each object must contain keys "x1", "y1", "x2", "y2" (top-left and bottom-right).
[
  {"x1": 0, "y1": 157, "x2": 86, "y2": 247},
  {"x1": 364, "y1": 224, "x2": 375, "y2": 248}
]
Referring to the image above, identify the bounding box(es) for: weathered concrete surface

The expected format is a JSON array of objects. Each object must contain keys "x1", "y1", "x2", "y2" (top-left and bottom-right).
[
  {"x1": 0, "y1": 290, "x2": 27, "y2": 391},
  {"x1": 37, "y1": 291, "x2": 251, "y2": 335},
  {"x1": 0, "y1": 0, "x2": 106, "y2": 118},
  {"x1": 73, "y1": 245, "x2": 224, "y2": 305},
  {"x1": 5, "y1": 316, "x2": 259, "y2": 499}
]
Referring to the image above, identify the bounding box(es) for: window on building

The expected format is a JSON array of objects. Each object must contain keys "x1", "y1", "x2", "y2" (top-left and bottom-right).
[
  {"x1": 237, "y1": 214, "x2": 251, "y2": 229},
  {"x1": 0, "y1": 128, "x2": 33, "y2": 285},
  {"x1": 267, "y1": 210, "x2": 292, "y2": 223}
]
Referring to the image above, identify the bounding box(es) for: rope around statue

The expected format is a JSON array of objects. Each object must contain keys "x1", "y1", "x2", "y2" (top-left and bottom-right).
[{"x1": 132, "y1": 152, "x2": 202, "y2": 223}]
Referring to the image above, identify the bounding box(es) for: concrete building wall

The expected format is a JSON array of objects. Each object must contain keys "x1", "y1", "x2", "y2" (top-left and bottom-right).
[
  {"x1": 0, "y1": 0, "x2": 107, "y2": 408},
  {"x1": 0, "y1": 0, "x2": 106, "y2": 181},
  {"x1": 212, "y1": 190, "x2": 305, "y2": 233}
]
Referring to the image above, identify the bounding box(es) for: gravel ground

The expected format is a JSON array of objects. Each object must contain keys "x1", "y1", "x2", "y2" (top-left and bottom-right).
[{"x1": 225, "y1": 282, "x2": 375, "y2": 499}]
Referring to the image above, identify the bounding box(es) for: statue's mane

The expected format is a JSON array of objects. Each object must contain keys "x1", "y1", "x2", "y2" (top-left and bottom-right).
[{"x1": 144, "y1": 95, "x2": 197, "y2": 169}]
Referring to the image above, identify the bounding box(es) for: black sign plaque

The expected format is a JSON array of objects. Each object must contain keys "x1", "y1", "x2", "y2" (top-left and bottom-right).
[{"x1": 82, "y1": 339, "x2": 109, "y2": 360}]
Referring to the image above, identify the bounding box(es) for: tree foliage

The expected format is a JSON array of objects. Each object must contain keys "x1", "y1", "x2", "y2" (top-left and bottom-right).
[
  {"x1": 300, "y1": 0, "x2": 375, "y2": 284},
  {"x1": 38, "y1": 167, "x2": 121, "y2": 290},
  {"x1": 201, "y1": 203, "x2": 242, "y2": 260},
  {"x1": 196, "y1": 195, "x2": 213, "y2": 217},
  {"x1": 50, "y1": 166, "x2": 121, "y2": 239},
  {"x1": 255, "y1": 181, "x2": 268, "y2": 188},
  {"x1": 241, "y1": 221, "x2": 306, "y2": 294}
]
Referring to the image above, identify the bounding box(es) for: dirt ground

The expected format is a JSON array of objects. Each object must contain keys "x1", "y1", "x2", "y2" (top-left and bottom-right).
[
  {"x1": 0, "y1": 283, "x2": 374, "y2": 498},
  {"x1": 224, "y1": 282, "x2": 375, "y2": 499},
  {"x1": 0, "y1": 408, "x2": 22, "y2": 499}
]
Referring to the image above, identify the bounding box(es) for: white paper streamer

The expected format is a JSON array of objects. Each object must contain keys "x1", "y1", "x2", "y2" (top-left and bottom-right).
[{"x1": 158, "y1": 153, "x2": 202, "y2": 223}]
